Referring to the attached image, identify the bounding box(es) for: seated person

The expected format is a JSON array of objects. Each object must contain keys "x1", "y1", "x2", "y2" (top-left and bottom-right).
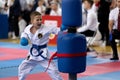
[{"x1": 77, "y1": 0, "x2": 98, "y2": 37}]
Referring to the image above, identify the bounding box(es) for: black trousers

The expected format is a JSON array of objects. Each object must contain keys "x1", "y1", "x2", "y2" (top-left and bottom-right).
[
  {"x1": 79, "y1": 30, "x2": 95, "y2": 52},
  {"x1": 79, "y1": 30, "x2": 95, "y2": 37},
  {"x1": 99, "y1": 23, "x2": 109, "y2": 43},
  {"x1": 110, "y1": 29, "x2": 120, "y2": 58}
]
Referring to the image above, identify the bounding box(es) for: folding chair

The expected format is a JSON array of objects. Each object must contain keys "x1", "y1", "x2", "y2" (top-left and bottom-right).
[{"x1": 86, "y1": 22, "x2": 101, "y2": 54}]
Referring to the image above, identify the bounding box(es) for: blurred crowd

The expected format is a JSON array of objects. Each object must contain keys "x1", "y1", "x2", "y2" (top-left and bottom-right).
[
  {"x1": 80, "y1": 0, "x2": 117, "y2": 46},
  {"x1": 0, "y1": 0, "x2": 62, "y2": 39},
  {"x1": 0, "y1": 0, "x2": 118, "y2": 46}
]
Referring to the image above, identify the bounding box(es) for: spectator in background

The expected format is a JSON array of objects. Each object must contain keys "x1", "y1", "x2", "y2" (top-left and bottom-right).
[
  {"x1": 82, "y1": 0, "x2": 87, "y2": 26},
  {"x1": 36, "y1": 0, "x2": 46, "y2": 15},
  {"x1": 49, "y1": 0, "x2": 61, "y2": 16},
  {"x1": 97, "y1": 0, "x2": 111, "y2": 46},
  {"x1": 77, "y1": 0, "x2": 98, "y2": 37},
  {"x1": 44, "y1": 0, "x2": 53, "y2": 15},
  {"x1": 0, "y1": 0, "x2": 10, "y2": 16},
  {"x1": 0, "y1": 0, "x2": 5, "y2": 8},
  {"x1": 52, "y1": 0, "x2": 61, "y2": 7},
  {"x1": 18, "y1": 15, "x2": 27, "y2": 37},
  {"x1": 110, "y1": 0, "x2": 117, "y2": 10},
  {"x1": 44, "y1": 0, "x2": 53, "y2": 7},
  {"x1": 20, "y1": 0, "x2": 35, "y2": 25},
  {"x1": 92, "y1": 0, "x2": 100, "y2": 13},
  {"x1": 0, "y1": 0, "x2": 6, "y2": 14},
  {"x1": 8, "y1": 0, "x2": 21, "y2": 39},
  {"x1": 109, "y1": 0, "x2": 120, "y2": 60},
  {"x1": 26, "y1": 0, "x2": 35, "y2": 11},
  {"x1": 31, "y1": 0, "x2": 39, "y2": 11}
]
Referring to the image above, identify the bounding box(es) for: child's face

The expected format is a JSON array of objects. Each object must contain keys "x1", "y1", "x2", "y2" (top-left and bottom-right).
[
  {"x1": 117, "y1": 0, "x2": 120, "y2": 8},
  {"x1": 38, "y1": 0, "x2": 44, "y2": 6},
  {"x1": 51, "y1": 3, "x2": 58, "y2": 11},
  {"x1": 31, "y1": 15, "x2": 42, "y2": 29},
  {"x1": 83, "y1": 1, "x2": 91, "y2": 10}
]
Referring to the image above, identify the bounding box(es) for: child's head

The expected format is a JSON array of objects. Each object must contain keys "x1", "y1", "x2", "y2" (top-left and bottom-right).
[
  {"x1": 30, "y1": 11, "x2": 42, "y2": 29},
  {"x1": 50, "y1": 1, "x2": 58, "y2": 11},
  {"x1": 117, "y1": 0, "x2": 120, "y2": 8},
  {"x1": 83, "y1": 0, "x2": 93, "y2": 10}
]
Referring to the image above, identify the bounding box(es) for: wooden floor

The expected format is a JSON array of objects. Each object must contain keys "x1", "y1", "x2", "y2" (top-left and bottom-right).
[{"x1": 0, "y1": 38, "x2": 20, "y2": 44}]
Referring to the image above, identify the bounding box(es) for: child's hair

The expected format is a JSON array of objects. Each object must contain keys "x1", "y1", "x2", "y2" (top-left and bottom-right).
[
  {"x1": 30, "y1": 11, "x2": 41, "y2": 20},
  {"x1": 84, "y1": 0, "x2": 93, "y2": 7}
]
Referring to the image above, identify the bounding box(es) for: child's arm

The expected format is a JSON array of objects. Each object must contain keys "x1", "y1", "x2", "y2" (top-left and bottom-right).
[{"x1": 51, "y1": 24, "x2": 67, "y2": 34}]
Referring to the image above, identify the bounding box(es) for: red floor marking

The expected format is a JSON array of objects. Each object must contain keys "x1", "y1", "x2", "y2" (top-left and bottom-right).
[
  {"x1": 0, "y1": 61, "x2": 120, "y2": 80},
  {"x1": 78, "y1": 61, "x2": 120, "y2": 77},
  {"x1": 0, "y1": 47, "x2": 55, "y2": 61},
  {"x1": 0, "y1": 77, "x2": 18, "y2": 80},
  {"x1": 0, "y1": 73, "x2": 67, "y2": 80},
  {"x1": 26, "y1": 73, "x2": 68, "y2": 80},
  {"x1": 0, "y1": 47, "x2": 27, "y2": 60}
]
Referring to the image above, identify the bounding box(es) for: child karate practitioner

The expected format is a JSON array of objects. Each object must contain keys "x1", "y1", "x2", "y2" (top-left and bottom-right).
[{"x1": 18, "y1": 11, "x2": 63, "y2": 80}]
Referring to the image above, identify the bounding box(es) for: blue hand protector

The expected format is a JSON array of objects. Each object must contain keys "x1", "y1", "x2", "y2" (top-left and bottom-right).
[
  {"x1": 60, "y1": 24, "x2": 67, "y2": 31},
  {"x1": 20, "y1": 37, "x2": 28, "y2": 46},
  {"x1": 109, "y1": 33, "x2": 113, "y2": 41}
]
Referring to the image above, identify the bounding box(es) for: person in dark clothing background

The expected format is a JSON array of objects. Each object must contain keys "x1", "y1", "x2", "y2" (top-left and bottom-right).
[
  {"x1": 9, "y1": 0, "x2": 21, "y2": 38},
  {"x1": 97, "y1": 0, "x2": 112, "y2": 46},
  {"x1": 109, "y1": 0, "x2": 120, "y2": 60}
]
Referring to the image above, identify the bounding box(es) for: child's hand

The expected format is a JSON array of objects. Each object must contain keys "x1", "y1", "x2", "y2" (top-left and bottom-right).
[
  {"x1": 60, "y1": 24, "x2": 67, "y2": 31},
  {"x1": 20, "y1": 37, "x2": 28, "y2": 46}
]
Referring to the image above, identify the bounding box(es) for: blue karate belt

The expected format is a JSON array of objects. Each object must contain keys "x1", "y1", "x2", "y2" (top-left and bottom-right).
[{"x1": 30, "y1": 44, "x2": 47, "y2": 58}]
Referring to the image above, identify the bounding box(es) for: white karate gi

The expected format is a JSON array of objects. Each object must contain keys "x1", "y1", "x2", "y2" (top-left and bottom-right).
[{"x1": 18, "y1": 24, "x2": 63, "y2": 80}]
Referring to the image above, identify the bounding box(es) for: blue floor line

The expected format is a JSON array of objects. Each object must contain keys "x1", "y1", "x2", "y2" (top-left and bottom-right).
[
  {"x1": 0, "y1": 42, "x2": 28, "y2": 49},
  {"x1": 0, "y1": 42, "x2": 57, "y2": 52},
  {"x1": 0, "y1": 64, "x2": 45, "y2": 78},
  {"x1": 0, "y1": 59, "x2": 23, "y2": 68},
  {"x1": 0, "y1": 58, "x2": 56, "y2": 78},
  {"x1": 86, "y1": 56, "x2": 112, "y2": 65}
]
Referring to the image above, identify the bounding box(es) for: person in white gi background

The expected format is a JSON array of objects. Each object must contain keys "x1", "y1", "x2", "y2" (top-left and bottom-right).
[
  {"x1": 18, "y1": 15, "x2": 27, "y2": 37},
  {"x1": 18, "y1": 11, "x2": 63, "y2": 80},
  {"x1": 50, "y1": 1, "x2": 61, "y2": 16},
  {"x1": 35, "y1": 0, "x2": 46, "y2": 15},
  {"x1": 77, "y1": 0, "x2": 98, "y2": 37}
]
